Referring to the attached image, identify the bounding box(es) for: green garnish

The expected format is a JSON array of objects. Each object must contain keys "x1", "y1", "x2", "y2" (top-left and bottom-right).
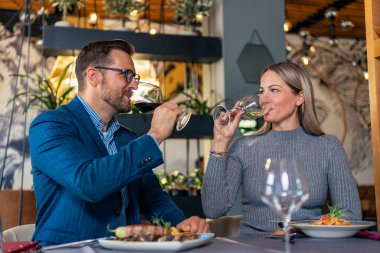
[
  {"x1": 327, "y1": 204, "x2": 346, "y2": 219},
  {"x1": 151, "y1": 214, "x2": 171, "y2": 228}
]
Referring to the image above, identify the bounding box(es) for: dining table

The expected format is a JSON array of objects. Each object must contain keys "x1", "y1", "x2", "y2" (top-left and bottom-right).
[{"x1": 41, "y1": 234, "x2": 380, "y2": 253}]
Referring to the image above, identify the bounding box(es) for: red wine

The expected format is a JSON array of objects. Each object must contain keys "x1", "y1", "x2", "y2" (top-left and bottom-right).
[{"x1": 134, "y1": 102, "x2": 163, "y2": 113}]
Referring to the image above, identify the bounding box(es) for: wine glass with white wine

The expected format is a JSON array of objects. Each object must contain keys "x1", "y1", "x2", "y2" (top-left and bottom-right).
[
  {"x1": 212, "y1": 94, "x2": 265, "y2": 125},
  {"x1": 131, "y1": 81, "x2": 192, "y2": 131}
]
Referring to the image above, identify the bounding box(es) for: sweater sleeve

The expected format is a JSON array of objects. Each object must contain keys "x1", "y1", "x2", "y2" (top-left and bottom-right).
[
  {"x1": 201, "y1": 140, "x2": 243, "y2": 218},
  {"x1": 326, "y1": 136, "x2": 362, "y2": 220}
]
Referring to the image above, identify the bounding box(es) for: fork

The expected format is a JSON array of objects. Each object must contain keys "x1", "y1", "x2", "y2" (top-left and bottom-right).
[{"x1": 42, "y1": 239, "x2": 97, "y2": 251}]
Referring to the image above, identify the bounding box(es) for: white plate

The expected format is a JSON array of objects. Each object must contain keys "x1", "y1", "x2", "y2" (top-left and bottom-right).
[
  {"x1": 290, "y1": 220, "x2": 376, "y2": 239},
  {"x1": 98, "y1": 233, "x2": 214, "y2": 251}
]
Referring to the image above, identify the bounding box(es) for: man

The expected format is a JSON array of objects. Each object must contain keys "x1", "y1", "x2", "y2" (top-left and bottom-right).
[{"x1": 29, "y1": 39, "x2": 209, "y2": 246}]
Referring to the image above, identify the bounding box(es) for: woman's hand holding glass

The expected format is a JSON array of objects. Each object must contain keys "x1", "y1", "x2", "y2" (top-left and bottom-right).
[
  {"x1": 210, "y1": 101, "x2": 245, "y2": 154},
  {"x1": 213, "y1": 101, "x2": 245, "y2": 138},
  {"x1": 211, "y1": 94, "x2": 263, "y2": 152},
  {"x1": 212, "y1": 94, "x2": 265, "y2": 125}
]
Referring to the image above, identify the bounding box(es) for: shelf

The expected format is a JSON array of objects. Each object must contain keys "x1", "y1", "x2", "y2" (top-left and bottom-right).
[
  {"x1": 115, "y1": 114, "x2": 213, "y2": 139},
  {"x1": 43, "y1": 26, "x2": 222, "y2": 63}
]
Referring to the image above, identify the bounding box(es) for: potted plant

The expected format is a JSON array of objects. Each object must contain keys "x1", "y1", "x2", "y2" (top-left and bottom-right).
[
  {"x1": 177, "y1": 86, "x2": 221, "y2": 115},
  {"x1": 2, "y1": 63, "x2": 77, "y2": 229},
  {"x1": 103, "y1": 0, "x2": 149, "y2": 29},
  {"x1": 9, "y1": 63, "x2": 77, "y2": 112},
  {"x1": 166, "y1": 0, "x2": 214, "y2": 33},
  {"x1": 169, "y1": 170, "x2": 189, "y2": 196},
  {"x1": 50, "y1": 0, "x2": 85, "y2": 27},
  {"x1": 155, "y1": 168, "x2": 205, "y2": 217},
  {"x1": 187, "y1": 168, "x2": 203, "y2": 196}
]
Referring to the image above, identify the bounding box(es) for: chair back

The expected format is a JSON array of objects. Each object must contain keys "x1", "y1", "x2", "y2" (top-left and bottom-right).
[
  {"x1": 3, "y1": 224, "x2": 35, "y2": 242},
  {"x1": 207, "y1": 215, "x2": 242, "y2": 237}
]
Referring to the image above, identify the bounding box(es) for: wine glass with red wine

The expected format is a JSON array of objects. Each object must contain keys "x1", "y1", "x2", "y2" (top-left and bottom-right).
[{"x1": 131, "y1": 81, "x2": 192, "y2": 131}]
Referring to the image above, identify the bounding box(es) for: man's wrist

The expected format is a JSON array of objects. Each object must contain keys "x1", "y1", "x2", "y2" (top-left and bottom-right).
[{"x1": 147, "y1": 130, "x2": 163, "y2": 145}]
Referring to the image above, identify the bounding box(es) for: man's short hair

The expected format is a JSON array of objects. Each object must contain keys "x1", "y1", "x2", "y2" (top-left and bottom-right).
[{"x1": 75, "y1": 39, "x2": 135, "y2": 90}]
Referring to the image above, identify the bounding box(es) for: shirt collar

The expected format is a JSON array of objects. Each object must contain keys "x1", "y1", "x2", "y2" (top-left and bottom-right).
[{"x1": 77, "y1": 95, "x2": 120, "y2": 134}]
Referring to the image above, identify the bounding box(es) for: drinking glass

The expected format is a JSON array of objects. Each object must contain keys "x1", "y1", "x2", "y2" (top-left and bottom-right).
[
  {"x1": 261, "y1": 158, "x2": 310, "y2": 244},
  {"x1": 212, "y1": 94, "x2": 264, "y2": 125},
  {"x1": 131, "y1": 81, "x2": 192, "y2": 131}
]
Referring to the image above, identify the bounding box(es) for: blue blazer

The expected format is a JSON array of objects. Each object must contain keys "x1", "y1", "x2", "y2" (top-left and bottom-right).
[{"x1": 30, "y1": 97, "x2": 185, "y2": 245}]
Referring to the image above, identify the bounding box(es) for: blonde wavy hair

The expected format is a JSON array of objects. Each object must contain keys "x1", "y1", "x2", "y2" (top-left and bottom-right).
[{"x1": 254, "y1": 61, "x2": 324, "y2": 136}]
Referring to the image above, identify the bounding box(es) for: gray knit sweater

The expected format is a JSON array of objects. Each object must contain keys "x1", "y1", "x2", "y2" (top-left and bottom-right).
[{"x1": 202, "y1": 127, "x2": 362, "y2": 236}]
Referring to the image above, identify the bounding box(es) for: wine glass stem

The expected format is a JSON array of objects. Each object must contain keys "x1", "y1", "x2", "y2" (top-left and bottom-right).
[
  {"x1": 282, "y1": 215, "x2": 291, "y2": 244},
  {"x1": 226, "y1": 107, "x2": 246, "y2": 120},
  {"x1": 230, "y1": 106, "x2": 244, "y2": 112}
]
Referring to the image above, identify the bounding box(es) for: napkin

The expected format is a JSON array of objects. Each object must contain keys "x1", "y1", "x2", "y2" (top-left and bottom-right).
[
  {"x1": 1, "y1": 241, "x2": 41, "y2": 253},
  {"x1": 355, "y1": 230, "x2": 380, "y2": 240}
]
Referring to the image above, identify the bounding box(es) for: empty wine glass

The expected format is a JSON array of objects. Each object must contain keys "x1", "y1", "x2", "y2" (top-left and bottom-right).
[
  {"x1": 212, "y1": 94, "x2": 264, "y2": 125},
  {"x1": 131, "y1": 81, "x2": 192, "y2": 131},
  {"x1": 261, "y1": 158, "x2": 310, "y2": 245}
]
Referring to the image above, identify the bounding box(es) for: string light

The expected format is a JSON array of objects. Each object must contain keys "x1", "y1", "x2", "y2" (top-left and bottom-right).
[
  {"x1": 35, "y1": 39, "x2": 43, "y2": 48},
  {"x1": 37, "y1": 7, "x2": 49, "y2": 18},
  {"x1": 301, "y1": 55, "x2": 310, "y2": 66},
  {"x1": 149, "y1": 28, "x2": 157, "y2": 35},
  {"x1": 88, "y1": 12, "x2": 98, "y2": 27},
  {"x1": 286, "y1": 45, "x2": 292, "y2": 54},
  {"x1": 363, "y1": 71, "x2": 369, "y2": 80},
  {"x1": 328, "y1": 38, "x2": 338, "y2": 47},
  {"x1": 341, "y1": 20, "x2": 354, "y2": 31},
  {"x1": 89, "y1": 0, "x2": 99, "y2": 28},
  {"x1": 19, "y1": 10, "x2": 36, "y2": 24},
  {"x1": 324, "y1": 7, "x2": 338, "y2": 47},
  {"x1": 195, "y1": 13, "x2": 203, "y2": 22},
  {"x1": 284, "y1": 19, "x2": 292, "y2": 32},
  {"x1": 325, "y1": 7, "x2": 338, "y2": 19},
  {"x1": 140, "y1": 19, "x2": 150, "y2": 32},
  {"x1": 129, "y1": 10, "x2": 140, "y2": 21}
]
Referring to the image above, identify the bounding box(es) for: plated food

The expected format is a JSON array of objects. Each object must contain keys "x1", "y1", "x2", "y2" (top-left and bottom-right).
[
  {"x1": 311, "y1": 204, "x2": 351, "y2": 226},
  {"x1": 291, "y1": 220, "x2": 375, "y2": 238},
  {"x1": 101, "y1": 218, "x2": 214, "y2": 251},
  {"x1": 311, "y1": 216, "x2": 351, "y2": 226},
  {"x1": 290, "y1": 205, "x2": 375, "y2": 238},
  {"x1": 99, "y1": 225, "x2": 214, "y2": 252},
  {"x1": 107, "y1": 224, "x2": 199, "y2": 242}
]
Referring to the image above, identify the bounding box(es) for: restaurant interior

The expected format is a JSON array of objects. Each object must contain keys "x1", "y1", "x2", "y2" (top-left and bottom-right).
[{"x1": 0, "y1": 0, "x2": 380, "y2": 250}]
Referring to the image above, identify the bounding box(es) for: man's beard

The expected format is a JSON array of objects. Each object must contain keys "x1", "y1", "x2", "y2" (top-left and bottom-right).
[{"x1": 100, "y1": 77, "x2": 132, "y2": 113}]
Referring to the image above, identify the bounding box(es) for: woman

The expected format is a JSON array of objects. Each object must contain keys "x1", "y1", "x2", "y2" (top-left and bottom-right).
[{"x1": 201, "y1": 61, "x2": 362, "y2": 236}]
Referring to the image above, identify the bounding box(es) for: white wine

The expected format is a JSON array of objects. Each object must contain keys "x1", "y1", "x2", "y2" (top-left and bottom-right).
[{"x1": 243, "y1": 111, "x2": 264, "y2": 120}]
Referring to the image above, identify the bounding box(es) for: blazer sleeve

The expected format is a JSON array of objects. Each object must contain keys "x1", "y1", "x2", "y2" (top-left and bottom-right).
[
  {"x1": 139, "y1": 171, "x2": 186, "y2": 226},
  {"x1": 29, "y1": 111, "x2": 164, "y2": 203}
]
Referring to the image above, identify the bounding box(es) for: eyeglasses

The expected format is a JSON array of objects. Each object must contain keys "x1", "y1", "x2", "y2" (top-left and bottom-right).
[{"x1": 95, "y1": 66, "x2": 140, "y2": 83}]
